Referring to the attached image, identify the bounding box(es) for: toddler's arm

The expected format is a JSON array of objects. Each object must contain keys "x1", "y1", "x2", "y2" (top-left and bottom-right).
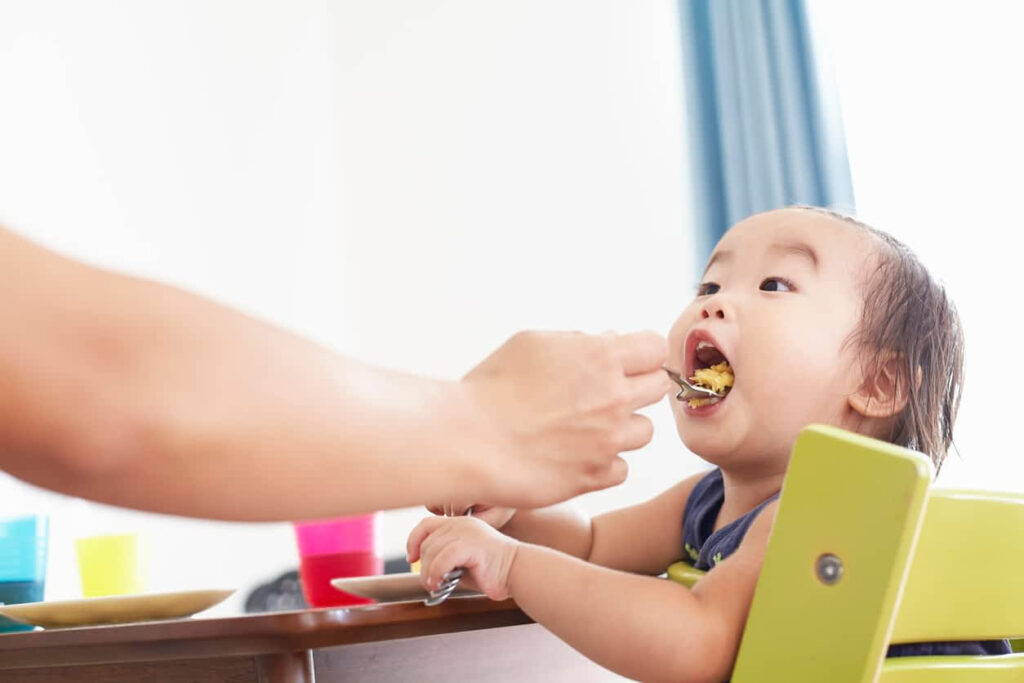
[
  {"x1": 498, "y1": 471, "x2": 706, "y2": 573},
  {"x1": 408, "y1": 496, "x2": 777, "y2": 683},
  {"x1": 519, "y1": 499, "x2": 778, "y2": 682}
]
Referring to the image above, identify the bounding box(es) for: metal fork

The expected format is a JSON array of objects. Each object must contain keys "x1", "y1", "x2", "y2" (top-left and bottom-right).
[
  {"x1": 424, "y1": 505, "x2": 472, "y2": 607},
  {"x1": 663, "y1": 366, "x2": 724, "y2": 402}
]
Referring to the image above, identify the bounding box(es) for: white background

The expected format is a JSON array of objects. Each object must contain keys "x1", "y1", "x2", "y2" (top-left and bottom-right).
[{"x1": 0, "y1": 0, "x2": 692, "y2": 614}]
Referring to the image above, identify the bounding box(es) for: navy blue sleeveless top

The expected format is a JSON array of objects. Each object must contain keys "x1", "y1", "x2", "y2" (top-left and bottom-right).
[{"x1": 681, "y1": 469, "x2": 1010, "y2": 659}]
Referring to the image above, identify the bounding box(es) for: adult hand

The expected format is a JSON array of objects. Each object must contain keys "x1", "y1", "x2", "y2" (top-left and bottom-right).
[
  {"x1": 426, "y1": 504, "x2": 517, "y2": 530},
  {"x1": 462, "y1": 330, "x2": 669, "y2": 509}
]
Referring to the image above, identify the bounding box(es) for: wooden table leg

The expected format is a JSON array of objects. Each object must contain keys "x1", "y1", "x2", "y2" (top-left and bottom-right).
[{"x1": 255, "y1": 651, "x2": 314, "y2": 683}]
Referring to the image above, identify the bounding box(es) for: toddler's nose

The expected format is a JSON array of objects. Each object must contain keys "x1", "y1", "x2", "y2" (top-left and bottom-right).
[{"x1": 701, "y1": 304, "x2": 726, "y2": 320}]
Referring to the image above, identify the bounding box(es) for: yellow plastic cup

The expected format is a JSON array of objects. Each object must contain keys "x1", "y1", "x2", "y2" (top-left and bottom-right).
[{"x1": 74, "y1": 534, "x2": 145, "y2": 597}]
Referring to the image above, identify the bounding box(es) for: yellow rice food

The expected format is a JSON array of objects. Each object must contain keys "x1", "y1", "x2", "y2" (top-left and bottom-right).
[{"x1": 688, "y1": 362, "x2": 734, "y2": 407}]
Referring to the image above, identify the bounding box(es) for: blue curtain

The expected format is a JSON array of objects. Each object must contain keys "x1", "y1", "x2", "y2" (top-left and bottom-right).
[{"x1": 678, "y1": 0, "x2": 855, "y2": 263}]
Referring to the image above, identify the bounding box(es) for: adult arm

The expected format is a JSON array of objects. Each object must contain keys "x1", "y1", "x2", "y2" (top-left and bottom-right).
[{"x1": 0, "y1": 227, "x2": 669, "y2": 520}]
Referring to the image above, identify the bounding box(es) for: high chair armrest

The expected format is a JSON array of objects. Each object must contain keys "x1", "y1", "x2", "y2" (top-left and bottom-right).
[{"x1": 666, "y1": 561, "x2": 705, "y2": 589}]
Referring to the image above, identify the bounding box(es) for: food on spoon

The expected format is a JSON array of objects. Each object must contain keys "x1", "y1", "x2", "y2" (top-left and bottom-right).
[
  {"x1": 690, "y1": 361, "x2": 734, "y2": 393},
  {"x1": 688, "y1": 362, "x2": 733, "y2": 408}
]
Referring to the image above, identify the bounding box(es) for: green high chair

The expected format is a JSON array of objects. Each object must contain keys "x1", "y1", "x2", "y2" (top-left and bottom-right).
[{"x1": 666, "y1": 424, "x2": 1024, "y2": 681}]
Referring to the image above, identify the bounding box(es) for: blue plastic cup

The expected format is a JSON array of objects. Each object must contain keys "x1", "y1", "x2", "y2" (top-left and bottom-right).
[{"x1": 0, "y1": 515, "x2": 49, "y2": 632}]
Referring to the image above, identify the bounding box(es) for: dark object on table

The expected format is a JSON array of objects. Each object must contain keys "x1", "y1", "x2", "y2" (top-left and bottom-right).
[
  {"x1": 245, "y1": 558, "x2": 410, "y2": 613},
  {"x1": 244, "y1": 570, "x2": 307, "y2": 613}
]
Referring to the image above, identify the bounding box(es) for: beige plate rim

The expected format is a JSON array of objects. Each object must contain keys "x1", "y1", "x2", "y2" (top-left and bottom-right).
[
  {"x1": 331, "y1": 572, "x2": 478, "y2": 602},
  {"x1": 0, "y1": 588, "x2": 235, "y2": 628}
]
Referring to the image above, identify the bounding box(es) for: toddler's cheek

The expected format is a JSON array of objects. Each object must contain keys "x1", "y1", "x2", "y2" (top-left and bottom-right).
[{"x1": 666, "y1": 310, "x2": 697, "y2": 356}]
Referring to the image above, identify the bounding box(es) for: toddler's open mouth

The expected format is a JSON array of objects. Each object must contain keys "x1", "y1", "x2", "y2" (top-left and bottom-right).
[{"x1": 687, "y1": 341, "x2": 734, "y2": 408}]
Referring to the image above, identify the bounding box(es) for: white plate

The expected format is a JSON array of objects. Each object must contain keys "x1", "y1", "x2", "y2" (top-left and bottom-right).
[
  {"x1": 0, "y1": 589, "x2": 235, "y2": 629},
  {"x1": 331, "y1": 573, "x2": 479, "y2": 603}
]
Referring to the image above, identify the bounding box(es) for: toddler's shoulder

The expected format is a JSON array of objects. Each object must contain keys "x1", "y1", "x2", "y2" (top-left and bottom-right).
[
  {"x1": 676, "y1": 468, "x2": 719, "y2": 505},
  {"x1": 641, "y1": 468, "x2": 717, "y2": 524}
]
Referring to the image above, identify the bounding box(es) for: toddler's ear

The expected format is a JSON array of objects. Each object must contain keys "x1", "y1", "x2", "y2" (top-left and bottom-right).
[{"x1": 848, "y1": 352, "x2": 914, "y2": 418}]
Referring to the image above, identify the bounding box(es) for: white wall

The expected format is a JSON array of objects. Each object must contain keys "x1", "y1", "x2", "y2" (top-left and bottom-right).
[
  {"x1": 813, "y1": 0, "x2": 1024, "y2": 490},
  {"x1": 0, "y1": 0, "x2": 694, "y2": 614}
]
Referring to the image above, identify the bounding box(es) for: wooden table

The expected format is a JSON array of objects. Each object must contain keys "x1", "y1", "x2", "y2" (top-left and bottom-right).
[{"x1": 0, "y1": 597, "x2": 625, "y2": 682}]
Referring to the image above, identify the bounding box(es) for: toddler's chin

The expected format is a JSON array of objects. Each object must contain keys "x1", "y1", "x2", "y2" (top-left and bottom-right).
[{"x1": 678, "y1": 428, "x2": 741, "y2": 465}]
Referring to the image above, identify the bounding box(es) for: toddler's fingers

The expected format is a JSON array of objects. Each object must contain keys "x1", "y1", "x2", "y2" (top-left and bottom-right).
[
  {"x1": 425, "y1": 543, "x2": 474, "y2": 592},
  {"x1": 406, "y1": 516, "x2": 447, "y2": 562}
]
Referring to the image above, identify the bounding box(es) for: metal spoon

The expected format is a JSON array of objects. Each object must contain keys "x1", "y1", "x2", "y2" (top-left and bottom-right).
[{"x1": 663, "y1": 366, "x2": 724, "y2": 402}]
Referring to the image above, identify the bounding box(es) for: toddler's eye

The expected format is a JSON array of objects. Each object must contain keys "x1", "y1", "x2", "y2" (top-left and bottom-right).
[
  {"x1": 759, "y1": 277, "x2": 794, "y2": 292},
  {"x1": 696, "y1": 282, "x2": 720, "y2": 296}
]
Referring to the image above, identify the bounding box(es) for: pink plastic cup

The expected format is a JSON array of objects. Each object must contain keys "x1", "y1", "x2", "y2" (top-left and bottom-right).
[{"x1": 293, "y1": 514, "x2": 382, "y2": 607}]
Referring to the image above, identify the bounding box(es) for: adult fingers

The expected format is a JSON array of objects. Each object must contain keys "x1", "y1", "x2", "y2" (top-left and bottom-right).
[
  {"x1": 626, "y1": 370, "x2": 672, "y2": 410},
  {"x1": 470, "y1": 506, "x2": 510, "y2": 527},
  {"x1": 618, "y1": 413, "x2": 654, "y2": 452},
  {"x1": 611, "y1": 330, "x2": 668, "y2": 376},
  {"x1": 588, "y1": 455, "x2": 630, "y2": 491},
  {"x1": 426, "y1": 503, "x2": 475, "y2": 517}
]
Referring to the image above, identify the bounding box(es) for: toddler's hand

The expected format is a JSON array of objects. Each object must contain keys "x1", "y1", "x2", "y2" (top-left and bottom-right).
[
  {"x1": 425, "y1": 504, "x2": 516, "y2": 530},
  {"x1": 407, "y1": 516, "x2": 519, "y2": 601}
]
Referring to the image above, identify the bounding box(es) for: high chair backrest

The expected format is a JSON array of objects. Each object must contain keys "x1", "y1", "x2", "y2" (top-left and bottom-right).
[
  {"x1": 892, "y1": 487, "x2": 1024, "y2": 646},
  {"x1": 667, "y1": 424, "x2": 1024, "y2": 682}
]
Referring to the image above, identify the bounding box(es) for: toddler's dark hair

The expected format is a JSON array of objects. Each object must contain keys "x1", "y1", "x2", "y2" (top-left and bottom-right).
[{"x1": 797, "y1": 206, "x2": 964, "y2": 473}]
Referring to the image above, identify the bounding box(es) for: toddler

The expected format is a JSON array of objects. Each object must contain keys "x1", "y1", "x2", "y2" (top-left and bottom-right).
[{"x1": 407, "y1": 207, "x2": 1008, "y2": 682}]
